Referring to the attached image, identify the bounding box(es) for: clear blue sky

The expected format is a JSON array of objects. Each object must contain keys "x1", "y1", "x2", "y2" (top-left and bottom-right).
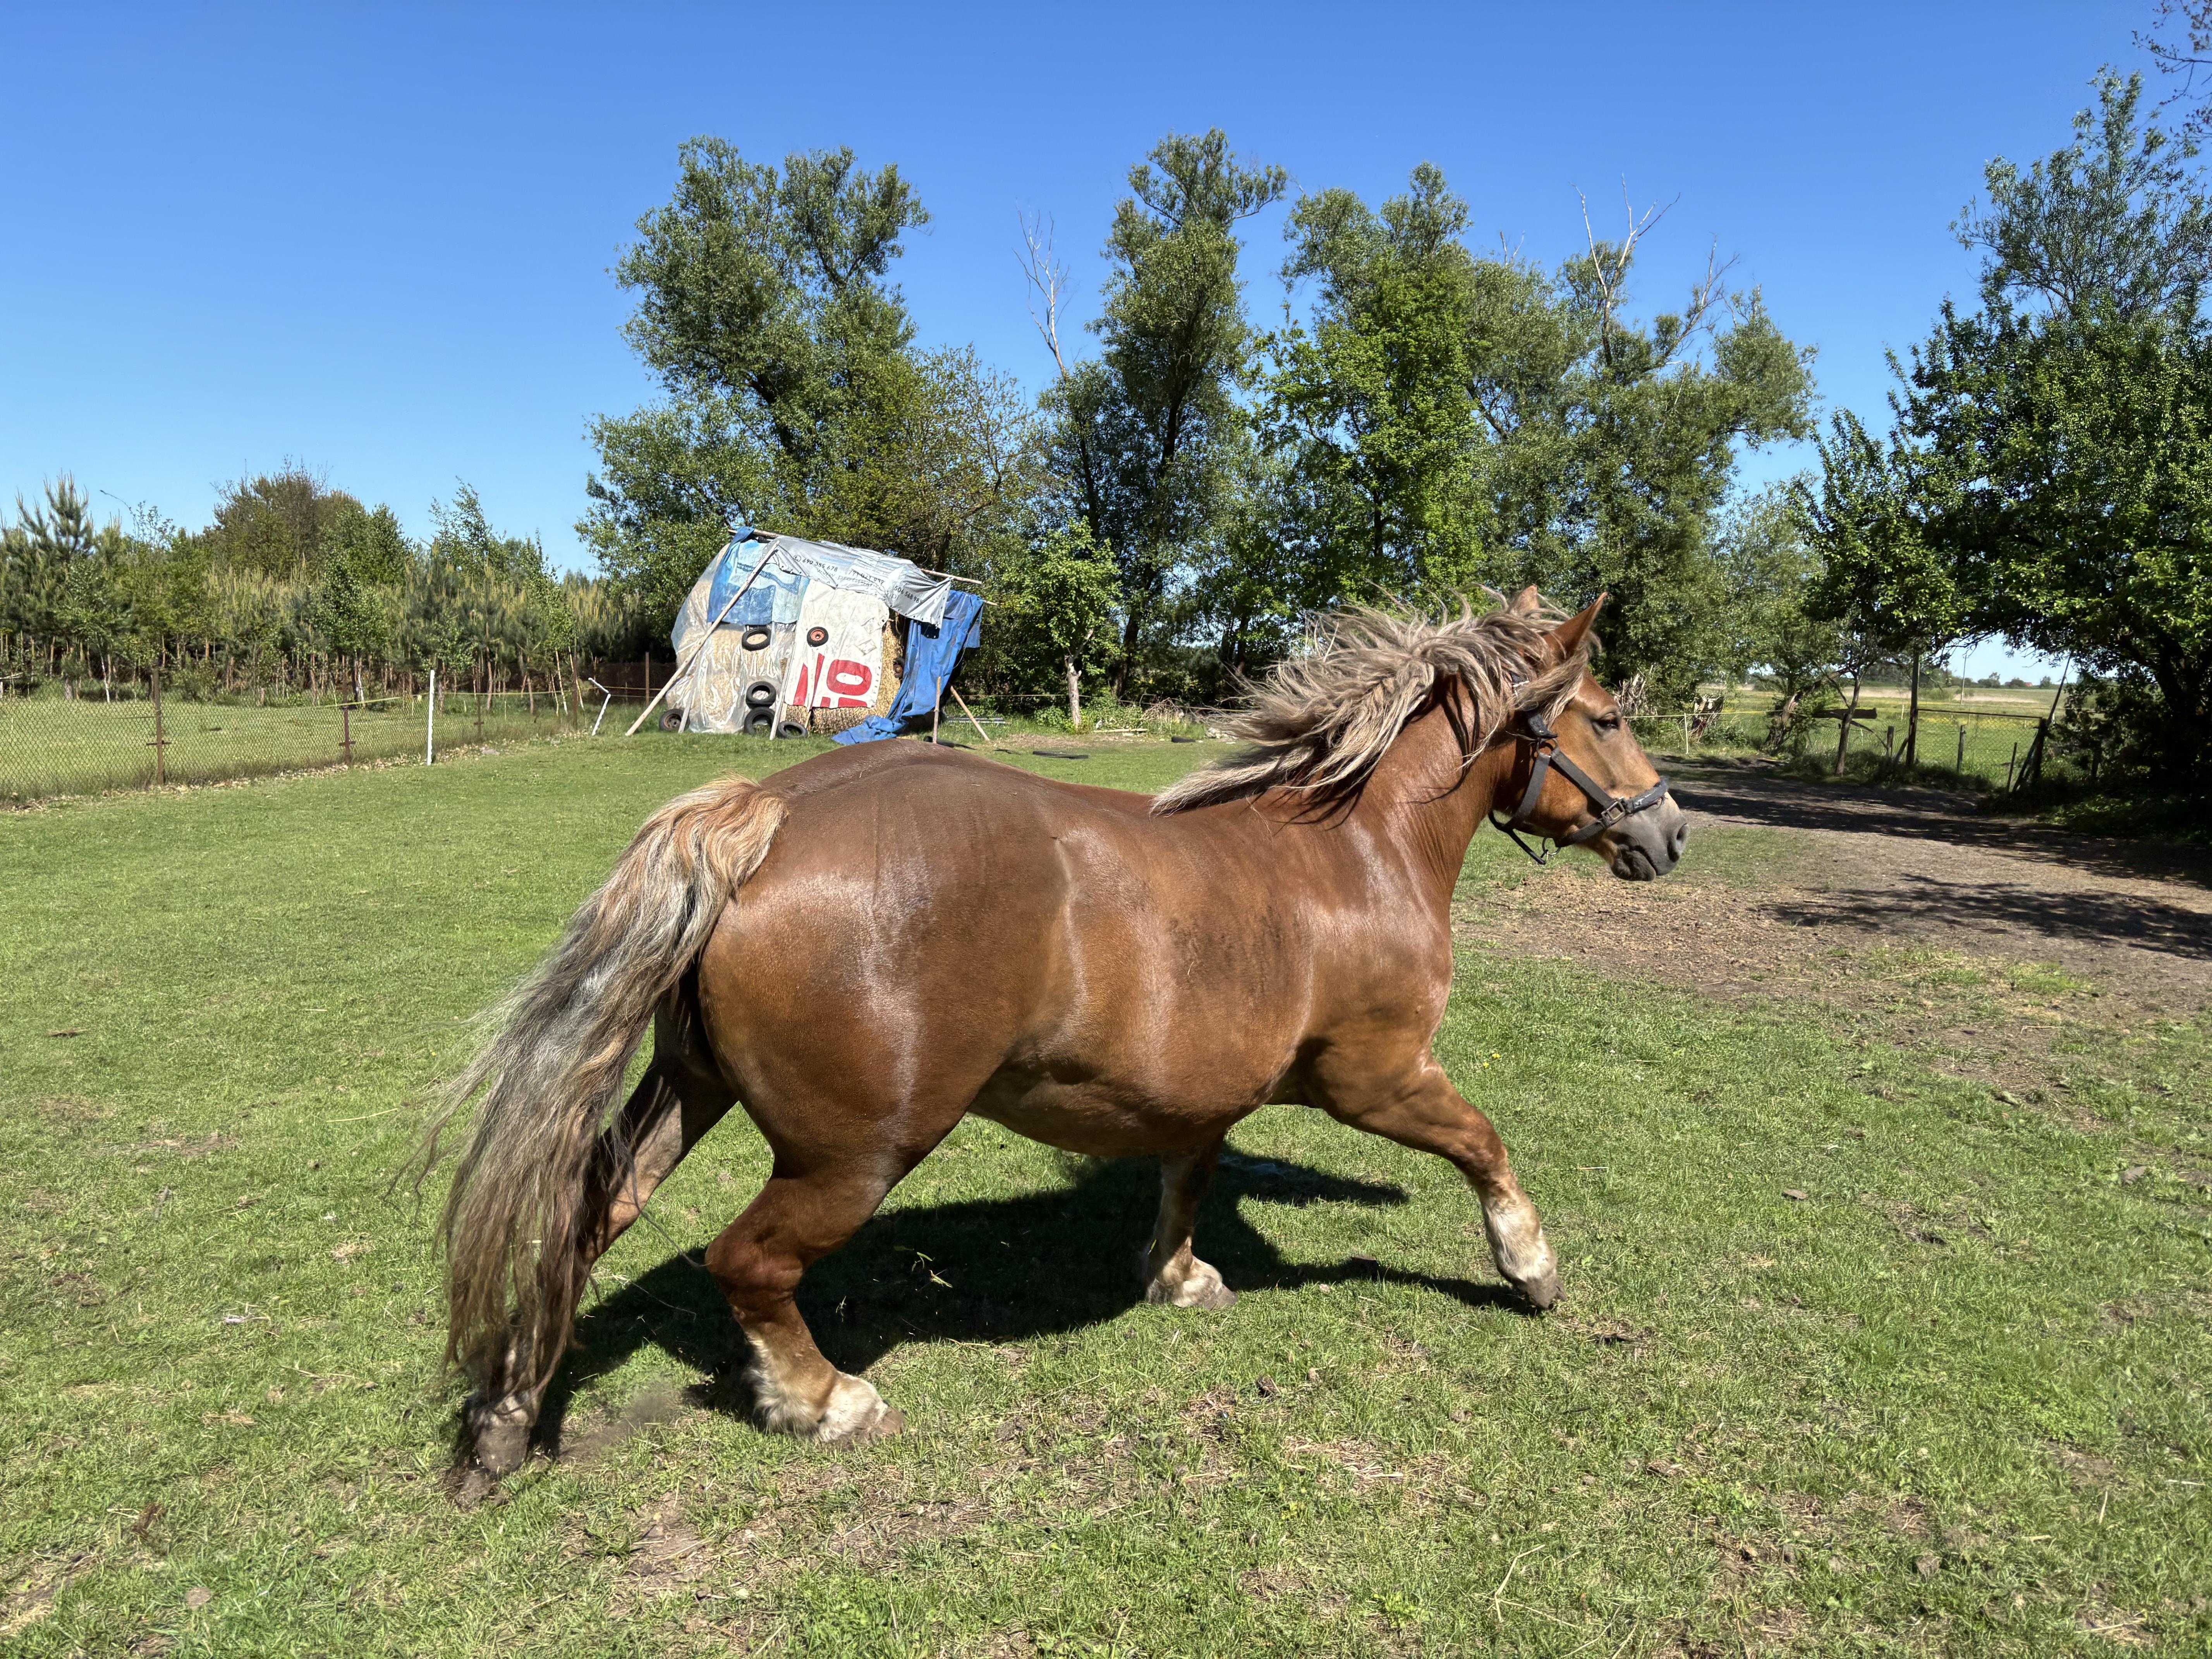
[{"x1": 3, "y1": 1, "x2": 2159, "y2": 677}]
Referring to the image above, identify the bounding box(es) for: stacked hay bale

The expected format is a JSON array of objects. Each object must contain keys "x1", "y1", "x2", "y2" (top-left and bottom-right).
[{"x1": 799, "y1": 615, "x2": 905, "y2": 737}]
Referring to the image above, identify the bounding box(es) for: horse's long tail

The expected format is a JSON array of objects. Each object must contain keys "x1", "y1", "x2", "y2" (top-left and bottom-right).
[{"x1": 430, "y1": 775, "x2": 786, "y2": 1405}]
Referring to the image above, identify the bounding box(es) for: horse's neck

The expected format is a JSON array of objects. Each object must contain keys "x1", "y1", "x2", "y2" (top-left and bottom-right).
[{"x1": 1350, "y1": 696, "x2": 1513, "y2": 908}]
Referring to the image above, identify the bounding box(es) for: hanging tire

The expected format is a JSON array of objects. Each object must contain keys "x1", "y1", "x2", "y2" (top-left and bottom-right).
[
  {"x1": 745, "y1": 681, "x2": 778, "y2": 709},
  {"x1": 741, "y1": 626, "x2": 772, "y2": 653}
]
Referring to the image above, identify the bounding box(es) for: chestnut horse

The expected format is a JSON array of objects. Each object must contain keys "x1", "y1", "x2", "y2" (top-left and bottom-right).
[{"x1": 433, "y1": 591, "x2": 1686, "y2": 1474}]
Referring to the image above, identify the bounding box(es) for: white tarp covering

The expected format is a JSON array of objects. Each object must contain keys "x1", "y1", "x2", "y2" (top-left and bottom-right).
[
  {"x1": 787, "y1": 586, "x2": 886, "y2": 711},
  {"x1": 668, "y1": 531, "x2": 941, "y2": 734}
]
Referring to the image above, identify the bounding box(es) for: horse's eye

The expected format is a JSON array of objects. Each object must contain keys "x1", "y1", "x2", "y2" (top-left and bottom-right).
[{"x1": 1595, "y1": 713, "x2": 1623, "y2": 733}]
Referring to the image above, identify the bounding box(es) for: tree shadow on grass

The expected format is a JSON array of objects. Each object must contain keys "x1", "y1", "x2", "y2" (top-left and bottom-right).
[{"x1": 537, "y1": 1149, "x2": 1524, "y2": 1453}]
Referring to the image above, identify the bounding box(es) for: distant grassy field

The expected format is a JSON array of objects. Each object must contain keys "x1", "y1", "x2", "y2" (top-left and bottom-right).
[
  {"x1": 0, "y1": 691, "x2": 598, "y2": 803},
  {"x1": 2, "y1": 735, "x2": 2205, "y2": 1654}
]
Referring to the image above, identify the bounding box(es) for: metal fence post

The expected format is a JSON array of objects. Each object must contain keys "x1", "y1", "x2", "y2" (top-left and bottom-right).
[
  {"x1": 151, "y1": 666, "x2": 167, "y2": 787},
  {"x1": 426, "y1": 669, "x2": 436, "y2": 765},
  {"x1": 341, "y1": 702, "x2": 354, "y2": 766}
]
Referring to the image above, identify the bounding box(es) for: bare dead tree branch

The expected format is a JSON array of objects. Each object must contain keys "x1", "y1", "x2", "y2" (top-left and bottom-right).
[
  {"x1": 1578, "y1": 185, "x2": 1677, "y2": 370},
  {"x1": 1017, "y1": 210, "x2": 1075, "y2": 383}
]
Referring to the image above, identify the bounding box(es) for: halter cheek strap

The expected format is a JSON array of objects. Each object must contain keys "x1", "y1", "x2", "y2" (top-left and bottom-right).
[{"x1": 1490, "y1": 708, "x2": 1671, "y2": 866}]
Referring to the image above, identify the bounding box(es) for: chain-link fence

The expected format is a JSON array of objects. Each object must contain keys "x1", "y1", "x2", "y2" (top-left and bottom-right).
[
  {"x1": 0, "y1": 682, "x2": 607, "y2": 805},
  {"x1": 1631, "y1": 704, "x2": 2063, "y2": 790}
]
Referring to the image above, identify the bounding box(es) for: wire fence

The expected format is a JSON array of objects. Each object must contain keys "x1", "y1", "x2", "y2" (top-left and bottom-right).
[
  {"x1": 1630, "y1": 705, "x2": 2066, "y2": 790},
  {"x1": 2, "y1": 666, "x2": 2083, "y2": 809},
  {"x1": 0, "y1": 680, "x2": 622, "y2": 805}
]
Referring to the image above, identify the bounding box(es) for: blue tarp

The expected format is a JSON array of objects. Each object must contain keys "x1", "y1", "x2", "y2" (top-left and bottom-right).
[
  {"x1": 703, "y1": 534, "x2": 806, "y2": 628},
  {"x1": 831, "y1": 589, "x2": 985, "y2": 745}
]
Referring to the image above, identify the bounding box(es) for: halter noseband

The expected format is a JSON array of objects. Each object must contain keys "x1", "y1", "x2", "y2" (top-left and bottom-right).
[{"x1": 1489, "y1": 706, "x2": 1671, "y2": 865}]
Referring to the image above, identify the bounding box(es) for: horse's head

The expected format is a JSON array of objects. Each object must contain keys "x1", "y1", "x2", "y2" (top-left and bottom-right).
[{"x1": 1492, "y1": 592, "x2": 1689, "y2": 881}]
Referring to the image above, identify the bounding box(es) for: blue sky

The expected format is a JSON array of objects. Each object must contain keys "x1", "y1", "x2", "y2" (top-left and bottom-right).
[{"x1": 2, "y1": 2, "x2": 2161, "y2": 678}]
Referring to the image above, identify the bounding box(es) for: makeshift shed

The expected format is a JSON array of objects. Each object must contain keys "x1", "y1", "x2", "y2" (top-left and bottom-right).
[{"x1": 663, "y1": 529, "x2": 978, "y2": 742}]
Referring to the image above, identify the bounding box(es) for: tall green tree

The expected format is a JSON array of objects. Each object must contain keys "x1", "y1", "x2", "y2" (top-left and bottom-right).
[
  {"x1": 1820, "y1": 71, "x2": 2212, "y2": 781},
  {"x1": 1265, "y1": 164, "x2": 1490, "y2": 603},
  {"x1": 1955, "y1": 70, "x2": 2212, "y2": 321},
  {"x1": 983, "y1": 524, "x2": 1121, "y2": 725},
  {"x1": 1261, "y1": 166, "x2": 1814, "y2": 704},
  {"x1": 1795, "y1": 410, "x2": 1968, "y2": 760},
  {"x1": 1042, "y1": 130, "x2": 1287, "y2": 692},
  {"x1": 584, "y1": 139, "x2": 1032, "y2": 627}
]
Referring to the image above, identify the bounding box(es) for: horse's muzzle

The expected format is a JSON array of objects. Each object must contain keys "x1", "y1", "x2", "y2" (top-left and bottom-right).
[{"x1": 1608, "y1": 799, "x2": 1688, "y2": 881}]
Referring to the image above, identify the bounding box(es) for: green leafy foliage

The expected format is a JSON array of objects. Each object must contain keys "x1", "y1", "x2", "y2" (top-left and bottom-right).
[
  {"x1": 1042, "y1": 130, "x2": 1286, "y2": 692},
  {"x1": 583, "y1": 140, "x2": 1034, "y2": 634},
  {"x1": 1263, "y1": 166, "x2": 1815, "y2": 706},
  {"x1": 1, "y1": 475, "x2": 641, "y2": 706},
  {"x1": 1812, "y1": 72, "x2": 2212, "y2": 785}
]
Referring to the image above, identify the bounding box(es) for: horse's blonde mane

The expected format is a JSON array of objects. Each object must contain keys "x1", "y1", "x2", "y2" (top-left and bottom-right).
[{"x1": 1151, "y1": 596, "x2": 1590, "y2": 816}]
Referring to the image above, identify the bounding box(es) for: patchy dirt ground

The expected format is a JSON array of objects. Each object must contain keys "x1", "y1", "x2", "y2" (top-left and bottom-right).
[{"x1": 1458, "y1": 758, "x2": 2212, "y2": 1025}]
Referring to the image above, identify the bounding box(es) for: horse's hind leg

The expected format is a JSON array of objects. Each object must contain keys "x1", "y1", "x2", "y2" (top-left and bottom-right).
[
  {"x1": 1140, "y1": 1140, "x2": 1236, "y2": 1310},
  {"x1": 1319, "y1": 1058, "x2": 1559, "y2": 1309},
  {"x1": 468, "y1": 1003, "x2": 736, "y2": 1474},
  {"x1": 703, "y1": 1164, "x2": 917, "y2": 1442}
]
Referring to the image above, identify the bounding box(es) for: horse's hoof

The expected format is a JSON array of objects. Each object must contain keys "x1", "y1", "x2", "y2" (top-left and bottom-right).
[
  {"x1": 470, "y1": 1404, "x2": 533, "y2": 1477},
  {"x1": 1147, "y1": 1257, "x2": 1237, "y2": 1310},
  {"x1": 1512, "y1": 1265, "x2": 1561, "y2": 1310},
  {"x1": 814, "y1": 1372, "x2": 901, "y2": 1444}
]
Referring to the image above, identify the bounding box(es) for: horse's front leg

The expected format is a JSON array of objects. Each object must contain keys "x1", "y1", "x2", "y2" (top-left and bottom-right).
[
  {"x1": 1140, "y1": 1139, "x2": 1236, "y2": 1309},
  {"x1": 1318, "y1": 1059, "x2": 1559, "y2": 1309}
]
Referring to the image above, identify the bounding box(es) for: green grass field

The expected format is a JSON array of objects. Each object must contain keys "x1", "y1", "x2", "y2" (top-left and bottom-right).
[
  {"x1": 0, "y1": 693, "x2": 592, "y2": 803},
  {"x1": 3, "y1": 735, "x2": 2207, "y2": 1655}
]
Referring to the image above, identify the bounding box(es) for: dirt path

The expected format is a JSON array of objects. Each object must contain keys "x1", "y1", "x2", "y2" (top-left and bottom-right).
[{"x1": 1461, "y1": 758, "x2": 2212, "y2": 1023}]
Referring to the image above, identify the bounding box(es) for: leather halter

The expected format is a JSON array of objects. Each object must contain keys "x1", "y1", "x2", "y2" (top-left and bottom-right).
[{"x1": 1489, "y1": 706, "x2": 1671, "y2": 865}]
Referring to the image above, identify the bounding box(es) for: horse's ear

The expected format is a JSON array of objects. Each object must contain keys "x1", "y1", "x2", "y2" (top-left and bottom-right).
[
  {"x1": 1547, "y1": 593, "x2": 1607, "y2": 661},
  {"x1": 1506, "y1": 585, "x2": 1544, "y2": 618}
]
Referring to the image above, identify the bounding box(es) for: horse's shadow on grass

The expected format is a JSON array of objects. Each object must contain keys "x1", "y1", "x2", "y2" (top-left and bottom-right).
[{"x1": 538, "y1": 1151, "x2": 1524, "y2": 1452}]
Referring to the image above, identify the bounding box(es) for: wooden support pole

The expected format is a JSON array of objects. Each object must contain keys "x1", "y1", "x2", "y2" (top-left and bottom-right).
[
  {"x1": 946, "y1": 681, "x2": 995, "y2": 748},
  {"x1": 625, "y1": 539, "x2": 779, "y2": 737}
]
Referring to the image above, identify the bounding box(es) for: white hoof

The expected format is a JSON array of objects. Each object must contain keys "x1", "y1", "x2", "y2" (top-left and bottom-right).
[
  {"x1": 1145, "y1": 1255, "x2": 1238, "y2": 1310},
  {"x1": 1482, "y1": 1192, "x2": 1559, "y2": 1309},
  {"x1": 812, "y1": 1372, "x2": 904, "y2": 1444}
]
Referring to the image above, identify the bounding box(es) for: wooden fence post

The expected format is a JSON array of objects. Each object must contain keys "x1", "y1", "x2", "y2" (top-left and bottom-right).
[{"x1": 341, "y1": 702, "x2": 354, "y2": 765}]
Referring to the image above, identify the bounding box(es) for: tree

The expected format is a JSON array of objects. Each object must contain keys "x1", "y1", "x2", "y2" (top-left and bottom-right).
[
  {"x1": 1260, "y1": 167, "x2": 1815, "y2": 706},
  {"x1": 1955, "y1": 71, "x2": 2212, "y2": 321},
  {"x1": 1265, "y1": 164, "x2": 1490, "y2": 601},
  {"x1": 199, "y1": 465, "x2": 369, "y2": 582},
  {"x1": 1712, "y1": 484, "x2": 1846, "y2": 700},
  {"x1": 1041, "y1": 130, "x2": 1287, "y2": 693},
  {"x1": 584, "y1": 139, "x2": 1032, "y2": 630},
  {"x1": 1795, "y1": 411, "x2": 1968, "y2": 763},
  {"x1": 1824, "y1": 71, "x2": 2212, "y2": 783},
  {"x1": 986, "y1": 524, "x2": 1121, "y2": 725},
  {"x1": 2141, "y1": 0, "x2": 2212, "y2": 133},
  {"x1": 1899, "y1": 304, "x2": 2212, "y2": 776}
]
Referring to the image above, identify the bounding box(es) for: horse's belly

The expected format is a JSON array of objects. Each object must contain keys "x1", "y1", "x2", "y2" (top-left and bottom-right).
[
  {"x1": 969, "y1": 1076, "x2": 1266, "y2": 1158},
  {"x1": 969, "y1": 1027, "x2": 1295, "y2": 1156}
]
